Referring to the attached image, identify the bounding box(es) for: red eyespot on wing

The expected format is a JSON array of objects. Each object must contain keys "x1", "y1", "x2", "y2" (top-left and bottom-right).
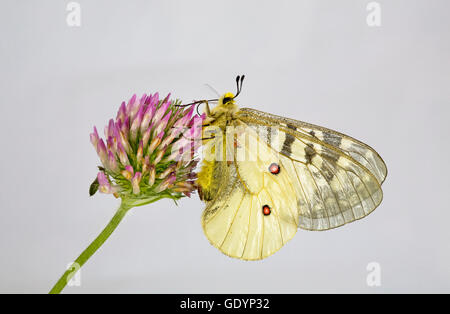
[
  {"x1": 268, "y1": 163, "x2": 280, "y2": 175},
  {"x1": 262, "y1": 205, "x2": 271, "y2": 216}
]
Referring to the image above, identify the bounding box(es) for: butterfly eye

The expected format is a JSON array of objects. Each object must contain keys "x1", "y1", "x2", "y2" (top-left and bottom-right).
[
  {"x1": 262, "y1": 205, "x2": 271, "y2": 216},
  {"x1": 268, "y1": 163, "x2": 280, "y2": 175},
  {"x1": 222, "y1": 97, "x2": 233, "y2": 104}
]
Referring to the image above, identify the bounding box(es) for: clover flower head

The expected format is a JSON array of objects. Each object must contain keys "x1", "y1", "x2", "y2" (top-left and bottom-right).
[{"x1": 90, "y1": 92, "x2": 204, "y2": 206}]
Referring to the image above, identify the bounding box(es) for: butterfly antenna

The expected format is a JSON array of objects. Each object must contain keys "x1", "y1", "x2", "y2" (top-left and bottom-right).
[{"x1": 234, "y1": 74, "x2": 245, "y2": 98}]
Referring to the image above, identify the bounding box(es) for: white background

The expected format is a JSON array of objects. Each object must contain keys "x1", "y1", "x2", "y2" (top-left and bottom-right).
[{"x1": 0, "y1": 0, "x2": 449, "y2": 293}]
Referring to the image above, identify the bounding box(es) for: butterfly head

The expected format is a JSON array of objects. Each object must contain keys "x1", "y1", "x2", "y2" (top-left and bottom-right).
[
  {"x1": 179, "y1": 75, "x2": 245, "y2": 123},
  {"x1": 219, "y1": 92, "x2": 236, "y2": 107},
  {"x1": 216, "y1": 75, "x2": 245, "y2": 110}
]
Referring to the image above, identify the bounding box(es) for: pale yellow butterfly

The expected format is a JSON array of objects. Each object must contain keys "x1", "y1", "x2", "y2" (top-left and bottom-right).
[{"x1": 195, "y1": 76, "x2": 387, "y2": 260}]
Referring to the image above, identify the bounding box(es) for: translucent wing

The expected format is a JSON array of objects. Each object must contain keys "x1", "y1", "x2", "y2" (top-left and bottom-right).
[
  {"x1": 238, "y1": 108, "x2": 387, "y2": 184},
  {"x1": 201, "y1": 126, "x2": 298, "y2": 260},
  {"x1": 237, "y1": 108, "x2": 386, "y2": 231}
]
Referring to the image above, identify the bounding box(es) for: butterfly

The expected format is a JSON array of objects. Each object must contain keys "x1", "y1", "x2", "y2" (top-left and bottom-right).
[{"x1": 193, "y1": 75, "x2": 387, "y2": 260}]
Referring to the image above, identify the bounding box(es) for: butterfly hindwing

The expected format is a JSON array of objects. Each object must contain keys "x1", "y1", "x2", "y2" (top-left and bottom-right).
[{"x1": 201, "y1": 124, "x2": 298, "y2": 260}]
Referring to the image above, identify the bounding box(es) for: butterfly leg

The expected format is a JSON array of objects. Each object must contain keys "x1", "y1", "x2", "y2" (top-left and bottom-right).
[{"x1": 203, "y1": 100, "x2": 211, "y2": 116}]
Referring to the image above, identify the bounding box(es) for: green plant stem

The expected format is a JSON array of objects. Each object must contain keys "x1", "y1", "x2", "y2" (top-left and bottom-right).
[{"x1": 49, "y1": 201, "x2": 131, "y2": 294}]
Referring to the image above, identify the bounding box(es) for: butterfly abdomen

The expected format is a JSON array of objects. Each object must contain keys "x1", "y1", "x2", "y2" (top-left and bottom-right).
[
  {"x1": 197, "y1": 136, "x2": 229, "y2": 202},
  {"x1": 197, "y1": 159, "x2": 218, "y2": 201},
  {"x1": 197, "y1": 158, "x2": 229, "y2": 202}
]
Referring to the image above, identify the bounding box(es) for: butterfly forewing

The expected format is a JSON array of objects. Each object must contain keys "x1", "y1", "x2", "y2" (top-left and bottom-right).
[
  {"x1": 236, "y1": 108, "x2": 385, "y2": 231},
  {"x1": 238, "y1": 108, "x2": 387, "y2": 184}
]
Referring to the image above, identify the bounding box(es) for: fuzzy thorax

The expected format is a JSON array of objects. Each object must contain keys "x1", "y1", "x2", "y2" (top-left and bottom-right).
[{"x1": 197, "y1": 92, "x2": 238, "y2": 201}]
